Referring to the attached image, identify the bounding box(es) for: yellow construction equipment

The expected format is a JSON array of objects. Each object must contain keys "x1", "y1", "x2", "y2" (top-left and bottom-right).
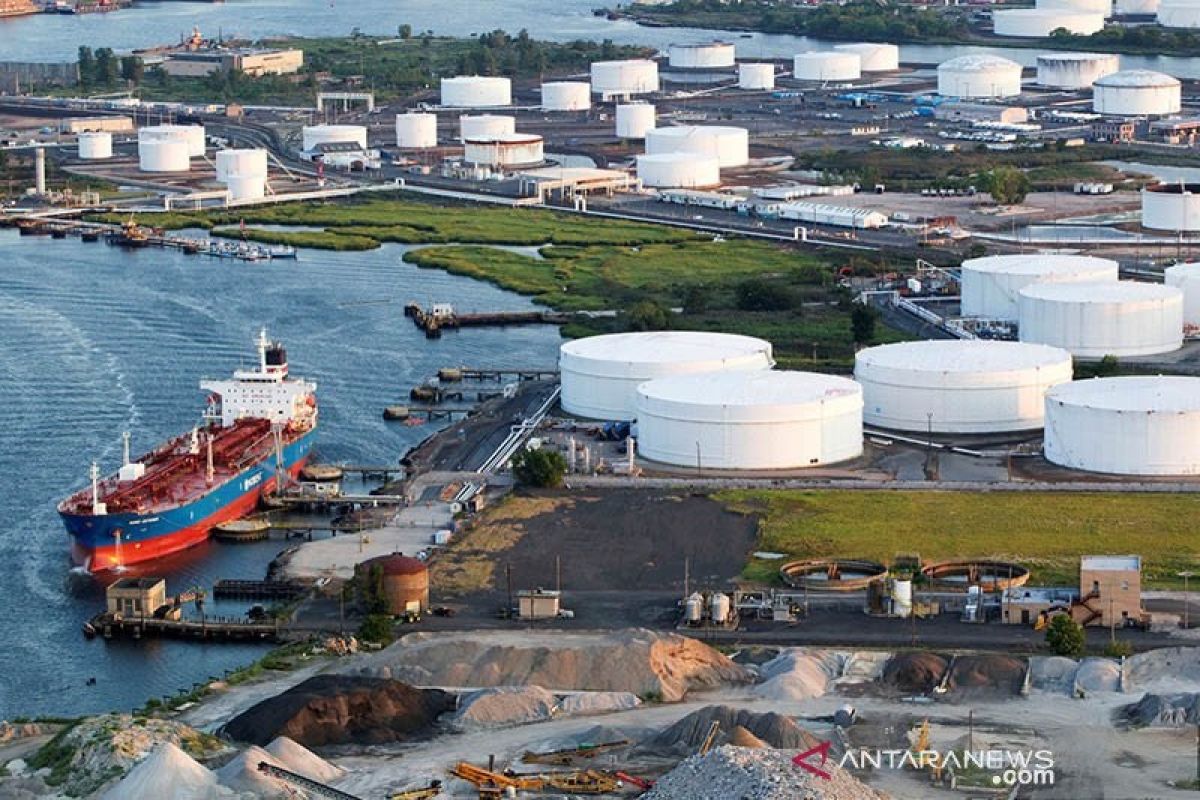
[
  {"x1": 697, "y1": 720, "x2": 721, "y2": 756},
  {"x1": 912, "y1": 719, "x2": 943, "y2": 783},
  {"x1": 450, "y1": 762, "x2": 542, "y2": 792},
  {"x1": 543, "y1": 770, "x2": 619, "y2": 794},
  {"x1": 391, "y1": 781, "x2": 442, "y2": 800},
  {"x1": 522, "y1": 740, "x2": 630, "y2": 766}
]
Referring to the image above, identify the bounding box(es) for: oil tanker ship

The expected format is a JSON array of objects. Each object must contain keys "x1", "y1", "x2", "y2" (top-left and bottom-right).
[{"x1": 58, "y1": 329, "x2": 317, "y2": 571}]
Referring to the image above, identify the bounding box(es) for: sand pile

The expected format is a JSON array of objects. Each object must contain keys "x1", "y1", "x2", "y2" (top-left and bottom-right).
[
  {"x1": 1075, "y1": 658, "x2": 1121, "y2": 693},
  {"x1": 361, "y1": 629, "x2": 751, "y2": 701},
  {"x1": 729, "y1": 726, "x2": 768, "y2": 749},
  {"x1": 838, "y1": 652, "x2": 890, "y2": 684},
  {"x1": 642, "y1": 745, "x2": 886, "y2": 800},
  {"x1": 754, "y1": 650, "x2": 843, "y2": 701},
  {"x1": 644, "y1": 705, "x2": 822, "y2": 754},
  {"x1": 1029, "y1": 656, "x2": 1079, "y2": 694},
  {"x1": 881, "y1": 652, "x2": 948, "y2": 694},
  {"x1": 264, "y1": 736, "x2": 344, "y2": 783},
  {"x1": 559, "y1": 691, "x2": 642, "y2": 716},
  {"x1": 1120, "y1": 693, "x2": 1200, "y2": 727},
  {"x1": 453, "y1": 686, "x2": 557, "y2": 730},
  {"x1": 215, "y1": 745, "x2": 292, "y2": 797},
  {"x1": 1128, "y1": 647, "x2": 1200, "y2": 691},
  {"x1": 946, "y1": 655, "x2": 1026, "y2": 696},
  {"x1": 224, "y1": 675, "x2": 455, "y2": 746},
  {"x1": 102, "y1": 742, "x2": 229, "y2": 800}
]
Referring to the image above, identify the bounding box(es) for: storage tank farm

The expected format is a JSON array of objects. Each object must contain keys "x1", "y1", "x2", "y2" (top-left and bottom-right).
[
  {"x1": 395, "y1": 113, "x2": 438, "y2": 148},
  {"x1": 667, "y1": 41, "x2": 736, "y2": 69},
  {"x1": 793, "y1": 52, "x2": 861, "y2": 82},
  {"x1": 1164, "y1": 263, "x2": 1200, "y2": 327},
  {"x1": 591, "y1": 59, "x2": 659, "y2": 98},
  {"x1": 854, "y1": 340, "x2": 1074, "y2": 433},
  {"x1": 738, "y1": 63, "x2": 775, "y2": 90},
  {"x1": 616, "y1": 103, "x2": 656, "y2": 139},
  {"x1": 634, "y1": 371, "x2": 864, "y2": 470},
  {"x1": 937, "y1": 55, "x2": 1023, "y2": 98},
  {"x1": 1158, "y1": 0, "x2": 1200, "y2": 26},
  {"x1": 832, "y1": 43, "x2": 899, "y2": 72},
  {"x1": 1018, "y1": 281, "x2": 1184, "y2": 358},
  {"x1": 440, "y1": 75, "x2": 512, "y2": 107},
  {"x1": 960, "y1": 254, "x2": 1120, "y2": 321},
  {"x1": 1142, "y1": 183, "x2": 1200, "y2": 231},
  {"x1": 1036, "y1": 53, "x2": 1121, "y2": 89},
  {"x1": 302, "y1": 124, "x2": 367, "y2": 151},
  {"x1": 645, "y1": 126, "x2": 749, "y2": 168},
  {"x1": 77, "y1": 131, "x2": 112, "y2": 160},
  {"x1": 459, "y1": 114, "x2": 516, "y2": 142},
  {"x1": 558, "y1": 331, "x2": 774, "y2": 421},
  {"x1": 993, "y1": 8, "x2": 1105, "y2": 36},
  {"x1": 541, "y1": 81, "x2": 591, "y2": 111},
  {"x1": 1092, "y1": 70, "x2": 1181, "y2": 115}
]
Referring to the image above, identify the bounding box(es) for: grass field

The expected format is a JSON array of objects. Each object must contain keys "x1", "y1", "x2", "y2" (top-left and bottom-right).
[{"x1": 719, "y1": 489, "x2": 1200, "y2": 588}]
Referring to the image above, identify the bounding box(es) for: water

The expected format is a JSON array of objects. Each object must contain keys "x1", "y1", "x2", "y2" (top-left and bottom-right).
[
  {"x1": 0, "y1": 230, "x2": 561, "y2": 717},
  {"x1": 3, "y1": 0, "x2": 1200, "y2": 78}
]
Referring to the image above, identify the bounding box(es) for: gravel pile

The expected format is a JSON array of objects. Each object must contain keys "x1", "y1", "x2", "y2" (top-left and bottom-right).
[
  {"x1": 1075, "y1": 658, "x2": 1121, "y2": 693},
  {"x1": 1120, "y1": 693, "x2": 1200, "y2": 727},
  {"x1": 215, "y1": 745, "x2": 291, "y2": 798},
  {"x1": 559, "y1": 691, "x2": 642, "y2": 716},
  {"x1": 1029, "y1": 656, "x2": 1079, "y2": 694},
  {"x1": 1128, "y1": 647, "x2": 1200, "y2": 691},
  {"x1": 452, "y1": 686, "x2": 557, "y2": 730},
  {"x1": 102, "y1": 743, "x2": 230, "y2": 800},
  {"x1": 881, "y1": 653, "x2": 948, "y2": 694},
  {"x1": 754, "y1": 650, "x2": 843, "y2": 701},
  {"x1": 264, "y1": 736, "x2": 343, "y2": 783},
  {"x1": 644, "y1": 705, "x2": 823, "y2": 754},
  {"x1": 946, "y1": 655, "x2": 1026, "y2": 697}
]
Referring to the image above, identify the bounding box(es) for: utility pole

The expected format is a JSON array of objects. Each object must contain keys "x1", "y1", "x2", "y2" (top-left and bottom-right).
[
  {"x1": 1180, "y1": 571, "x2": 1194, "y2": 630},
  {"x1": 555, "y1": 554, "x2": 561, "y2": 594}
]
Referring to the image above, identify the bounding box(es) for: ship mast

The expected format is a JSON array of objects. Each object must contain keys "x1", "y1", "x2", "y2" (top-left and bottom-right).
[
  {"x1": 257, "y1": 327, "x2": 270, "y2": 374},
  {"x1": 90, "y1": 461, "x2": 106, "y2": 516},
  {"x1": 121, "y1": 432, "x2": 131, "y2": 466}
]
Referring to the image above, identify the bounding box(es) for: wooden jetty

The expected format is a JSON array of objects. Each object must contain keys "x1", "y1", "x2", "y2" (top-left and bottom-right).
[
  {"x1": 84, "y1": 612, "x2": 280, "y2": 642},
  {"x1": 404, "y1": 303, "x2": 571, "y2": 338}
]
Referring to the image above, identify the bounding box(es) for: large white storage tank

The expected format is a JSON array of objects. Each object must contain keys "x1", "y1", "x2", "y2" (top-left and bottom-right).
[
  {"x1": 302, "y1": 124, "x2": 367, "y2": 152},
  {"x1": 937, "y1": 55, "x2": 1023, "y2": 98},
  {"x1": 833, "y1": 43, "x2": 900, "y2": 72},
  {"x1": 993, "y1": 9, "x2": 1105, "y2": 36},
  {"x1": 559, "y1": 331, "x2": 774, "y2": 421},
  {"x1": 1018, "y1": 281, "x2": 1184, "y2": 357},
  {"x1": 459, "y1": 114, "x2": 516, "y2": 141},
  {"x1": 1142, "y1": 183, "x2": 1200, "y2": 231},
  {"x1": 440, "y1": 76, "x2": 511, "y2": 107},
  {"x1": 738, "y1": 63, "x2": 775, "y2": 90},
  {"x1": 637, "y1": 153, "x2": 721, "y2": 188},
  {"x1": 616, "y1": 103, "x2": 656, "y2": 138},
  {"x1": 215, "y1": 149, "x2": 268, "y2": 181},
  {"x1": 591, "y1": 59, "x2": 659, "y2": 97},
  {"x1": 1036, "y1": 52, "x2": 1120, "y2": 89},
  {"x1": 140, "y1": 124, "x2": 204, "y2": 158},
  {"x1": 793, "y1": 52, "x2": 861, "y2": 82},
  {"x1": 138, "y1": 138, "x2": 190, "y2": 173},
  {"x1": 854, "y1": 340, "x2": 1074, "y2": 433},
  {"x1": 395, "y1": 113, "x2": 438, "y2": 148},
  {"x1": 1117, "y1": 0, "x2": 1159, "y2": 12},
  {"x1": 1164, "y1": 262, "x2": 1200, "y2": 327},
  {"x1": 224, "y1": 173, "x2": 266, "y2": 202},
  {"x1": 668, "y1": 41, "x2": 736, "y2": 69},
  {"x1": 541, "y1": 82, "x2": 591, "y2": 111},
  {"x1": 961, "y1": 254, "x2": 1119, "y2": 320},
  {"x1": 77, "y1": 131, "x2": 112, "y2": 160},
  {"x1": 635, "y1": 371, "x2": 863, "y2": 470},
  {"x1": 1039, "y1": 0, "x2": 1112, "y2": 13},
  {"x1": 1159, "y1": 0, "x2": 1200, "y2": 26},
  {"x1": 1045, "y1": 376, "x2": 1200, "y2": 475},
  {"x1": 1093, "y1": 70, "x2": 1181, "y2": 115},
  {"x1": 463, "y1": 134, "x2": 544, "y2": 167},
  {"x1": 645, "y1": 125, "x2": 749, "y2": 168}
]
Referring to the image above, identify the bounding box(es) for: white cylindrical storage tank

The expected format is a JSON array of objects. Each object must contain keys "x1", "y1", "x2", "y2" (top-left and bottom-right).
[
  {"x1": 1036, "y1": 52, "x2": 1120, "y2": 89},
  {"x1": 1093, "y1": 70, "x2": 1181, "y2": 115},
  {"x1": 684, "y1": 593, "x2": 704, "y2": 623},
  {"x1": 738, "y1": 62, "x2": 776, "y2": 90},
  {"x1": 77, "y1": 131, "x2": 112, "y2": 160},
  {"x1": 993, "y1": 9, "x2": 1105, "y2": 36},
  {"x1": 937, "y1": 55, "x2": 1023, "y2": 98},
  {"x1": 1165, "y1": 262, "x2": 1200, "y2": 328},
  {"x1": 892, "y1": 580, "x2": 913, "y2": 618},
  {"x1": 224, "y1": 173, "x2": 267, "y2": 202},
  {"x1": 182, "y1": 125, "x2": 205, "y2": 157},
  {"x1": 833, "y1": 43, "x2": 900, "y2": 72},
  {"x1": 709, "y1": 592, "x2": 731, "y2": 623},
  {"x1": 635, "y1": 370, "x2": 863, "y2": 470},
  {"x1": 1159, "y1": 0, "x2": 1200, "y2": 26},
  {"x1": 637, "y1": 153, "x2": 721, "y2": 188},
  {"x1": 395, "y1": 113, "x2": 438, "y2": 149},
  {"x1": 793, "y1": 52, "x2": 861, "y2": 82},
  {"x1": 644, "y1": 125, "x2": 749, "y2": 168},
  {"x1": 302, "y1": 124, "x2": 367, "y2": 152},
  {"x1": 1117, "y1": 0, "x2": 1159, "y2": 12},
  {"x1": 961, "y1": 254, "x2": 1119, "y2": 320},
  {"x1": 668, "y1": 41, "x2": 736, "y2": 69},
  {"x1": 462, "y1": 134, "x2": 544, "y2": 167},
  {"x1": 215, "y1": 149, "x2": 268, "y2": 182},
  {"x1": 1039, "y1": 0, "x2": 1112, "y2": 14},
  {"x1": 854, "y1": 340, "x2": 1074, "y2": 433},
  {"x1": 590, "y1": 59, "x2": 659, "y2": 97},
  {"x1": 138, "y1": 138, "x2": 190, "y2": 172},
  {"x1": 440, "y1": 75, "x2": 511, "y2": 107},
  {"x1": 541, "y1": 81, "x2": 591, "y2": 111},
  {"x1": 139, "y1": 123, "x2": 203, "y2": 155},
  {"x1": 1018, "y1": 281, "x2": 1184, "y2": 357},
  {"x1": 616, "y1": 103, "x2": 656, "y2": 138},
  {"x1": 1044, "y1": 376, "x2": 1200, "y2": 475},
  {"x1": 560, "y1": 331, "x2": 774, "y2": 421},
  {"x1": 1143, "y1": 183, "x2": 1200, "y2": 232},
  {"x1": 458, "y1": 114, "x2": 516, "y2": 142}
]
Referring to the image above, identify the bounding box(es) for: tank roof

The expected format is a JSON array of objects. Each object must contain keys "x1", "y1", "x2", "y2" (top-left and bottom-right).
[
  {"x1": 360, "y1": 553, "x2": 427, "y2": 576},
  {"x1": 638, "y1": 370, "x2": 860, "y2": 407},
  {"x1": 939, "y1": 54, "x2": 1022, "y2": 72},
  {"x1": 856, "y1": 340, "x2": 1072, "y2": 373},
  {"x1": 963, "y1": 254, "x2": 1117, "y2": 277},
  {"x1": 562, "y1": 331, "x2": 772, "y2": 365},
  {"x1": 1037, "y1": 51, "x2": 1118, "y2": 62},
  {"x1": 1020, "y1": 280, "x2": 1181, "y2": 302},
  {"x1": 1047, "y1": 375, "x2": 1200, "y2": 412},
  {"x1": 1094, "y1": 69, "x2": 1180, "y2": 88}
]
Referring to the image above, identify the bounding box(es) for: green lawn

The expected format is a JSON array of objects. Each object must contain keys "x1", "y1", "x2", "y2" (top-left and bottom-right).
[{"x1": 720, "y1": 489, "x2": 1200, "y2": 588}]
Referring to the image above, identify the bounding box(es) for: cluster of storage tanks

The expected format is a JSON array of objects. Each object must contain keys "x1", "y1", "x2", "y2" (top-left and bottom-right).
[
  {"x1": 137, "y1": 124, "x2": 205, "y2": 172},
  {"x1": 993, "y1": 0, "x2": 1109, "y2": 36}
]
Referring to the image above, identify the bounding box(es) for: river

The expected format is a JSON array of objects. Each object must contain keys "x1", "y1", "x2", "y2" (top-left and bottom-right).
[
  {"x1": 2, "y1": 0, "x2": 1200, "y2": 78},
  {"x1": 0, "y1": 231, "x2": 561, "y2": 718}
]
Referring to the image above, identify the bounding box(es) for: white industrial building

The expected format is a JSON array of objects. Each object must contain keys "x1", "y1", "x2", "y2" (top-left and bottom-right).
[
  {"x1": 937, "y1": 55, "x2": 1023, "y2": 98},
  {"x1": 645, "y1": 125, "x2": 749, "y2": 168},
  {"x1": 738, "y1": 63, "x2": 776, "y2": 90},
  {"x1": 541, "y1": 82, "x2": 591, "y2": 111},
  {"x1": 775, "y1": 202, "x2": 888, "y2": 229},
  {"x1": 1044, "y1": 376, "x2": 1200, "y2": 475},
  {"x1": 77, "y1": 131, "x2": 112, "y2": 160},
  {"x1": 993, "y1": 9, "x2": 1105, "y2": 36},
  {"x1": 459, "y1": 114, "x2": 516, "y2": 142},
  {"x1": 1036, "y1": 52, "x2": 1120, "y2": 89},
  {"x1": 668, "y1": 41, "x2": 736, "y2": 69},
  {"x1": 463, "y1": 134, "x2": 544, "y2": 168},
  {"x1": 1117, "y1": 0, "x2": 1159, "y2": 12},
  {"x1": 1159, "y1": 0, "x2": 1200, "y2": 26},
  {"x1": 637, "y1": 153, "x2": 721, "y2": 188},
  {"x1": 961, "y1": 254, "x2": 1119, "y2": 320},
  {"x1": 1164, "y1": 262, "x2": 1200, "y2": 327},
  {"x1": 833, "y1": 43, "x2": 900, "y2": 72},
  {"x1": 440, "y1": 75, "x2": 512, "y2": 107},
  {"x1": 616, "y1": 103, "x2": 656, "y2": 138},
  {"x1": 635, "y1": 371, "x2": 863, "y2": 470},
  {"x1": 793, "y1": 52, "x2": 861, "y2": 82},
  {"x1": 591, "y1": 59, "x2": 659, "y2": 98},
  {"x1": 301, "y1": 124, "x2": 367, "y2": 152},
  {"x1": 1018, "y1": 281, "x2": 1184, "y2": 357},
  {"x1": 854, "y1": 340, "x2": 1074, "y2": 433},
  {"x1": 1092, "y1": 70, "x2": 1181, "y2": 116},
  {"x1": 395, "y1": 113, "x2": 438, "y2": 148},
  {"x1": 1039, "y1": 0, "x2": 1113, "y2": 14},
  {"x1": 559, "y1": 331, "x2": 774, "y2": 421},
  {"x1": 1142, "y1": 182, "x2": 1200, "y2": 231}
]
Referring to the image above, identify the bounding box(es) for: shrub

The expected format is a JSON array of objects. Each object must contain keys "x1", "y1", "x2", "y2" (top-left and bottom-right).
[
  {"x1": 1045, "y1": 614, "x2": 1086, "y2": 657},
  {"x1": 358, "y1": 614, "x2": 395, "y2": 645},
  {"x1": 512, "y1": 447, "x2": 568, "y2": 488}
]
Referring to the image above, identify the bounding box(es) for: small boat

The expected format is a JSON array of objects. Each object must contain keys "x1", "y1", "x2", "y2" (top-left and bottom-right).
[
  {"x1": 80, "y1": 229, "x2": 101, "y2": 242},
  {"x1": 114, "y1": 217, "x2": 149, "y2": 248},
  {"x1": 267, "y1": 244, "x2": 297, "y2": 260}
]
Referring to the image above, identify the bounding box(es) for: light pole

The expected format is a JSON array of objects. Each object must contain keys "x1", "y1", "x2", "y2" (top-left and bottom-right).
[{"x1": 1180, "y1": 571, "x2": 1194, "y2": 630}]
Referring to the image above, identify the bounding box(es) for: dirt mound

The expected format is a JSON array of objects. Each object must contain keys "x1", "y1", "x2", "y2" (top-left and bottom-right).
[
  {"x1": 753, "y1": 649, "x2": 843, "y2": 701},
  {"x1": 223, "y1": 675, "x2": 455, "y2": 747},
  {"x1": 361, "y1": 629, "x2": 752, "y2": 702},
  {"x1": 1121, "y1": 693, "x2": 1200, "y2": 727},
  {"x1": 1128, "y1": 647, "x2": 1200, "y2": 691},
  {"x1": 644, "y1": 705, "x2": 822, "y2": 754},
  {"x1": 215, "y1": 745, "x2": 291, "y2": 798},
  {"x1": 947, "y1": 655, "x2": 1026, "y2": 696},
  {"x1": 102, "y1": 742, "x2": 228, "y2": 800},
  {"x1": 728, "y1": 726, "x2": 768, "y2": 749},
  {"x1": 1075, "y1": 658, "x2": 1121, "y2": 694},
  {"x1": 881, "y1": 652, "x2": 949, "y2": 694},
  {"x1": 1029, "y1": 656, "x2": 1078, "y2": 694},
  {"x1": 453, "y1": 686, "x2": 557, "y2": 730},
  {"x1": 264, "y1": 737, "x2": 343, "y2": 783},
  {"x1": 559, "y1": 692, "x2": 642, "y2": 716}
]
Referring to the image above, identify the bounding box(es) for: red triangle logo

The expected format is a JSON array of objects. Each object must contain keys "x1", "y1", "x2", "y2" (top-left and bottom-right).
[{"x1": 792, "y1": 740, "x2": 833, "y2": 780}]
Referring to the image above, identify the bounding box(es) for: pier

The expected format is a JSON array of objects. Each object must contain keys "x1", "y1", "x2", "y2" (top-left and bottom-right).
[
  {"x1": 84, "y1": 613, "x2": 281, "y2": 642},
  {"x1": 403, "y1": 303, "x2": 571, "y2": 338},
  {"x1": 212, "y1": 579, "x2": 308, "y2": 601},
  {"x1": 10, "y1": 216, "x2": 295, "y2": 261}
]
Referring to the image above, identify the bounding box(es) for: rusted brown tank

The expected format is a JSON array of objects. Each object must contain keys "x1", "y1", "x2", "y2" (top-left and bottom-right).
[{"x1": 357, "y1": 553, "x2": 429, "y2": 614}]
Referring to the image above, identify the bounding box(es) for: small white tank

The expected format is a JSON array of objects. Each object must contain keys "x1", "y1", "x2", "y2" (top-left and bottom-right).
[
  {"x1": 892, "y1": 579, "x2": 913, "y2": 618},
  {"x1": 77, "y1": 131, "x2": 112, "y2": 160},
  {"x1": 616, "y1": 103, "x2": 656, "y2": 139},
  {"x1": 541, "y1": 81, "x2": 591, "y2": 111},
  {"x1": 215, "y1": 149, "x2": 268, "y2": 181},
  {"x1": 224, "y1": 173, "x2": 267, "y2": 202},
  {"x1": 395, "y1": 113, "x2": 438, "y2": 149},
  {"x1": 709, "y1": 592, "x2": 731, "y2": 624},
  {"x1": 684, "y1": 592, "x2": 704, "y2": 624},
  {"x1": 738, "y1": 63, "x2": 775, "y2": 90},
  {"x1": 138, "y1": 139, "x2": 190, "y2": 172}
]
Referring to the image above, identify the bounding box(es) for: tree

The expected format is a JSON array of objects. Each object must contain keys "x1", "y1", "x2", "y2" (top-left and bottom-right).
[
  {"x1": 850, "y1": 303, "x2": 878, "y2": 345},
  {"x1": 77, "y1": 46, "x2": 95, "y2": 87},
  {"x1": 95, "y1": 48, "x2": 119, "y2": 87},
  {"x1": 985, "y1": 165, "x2": 1030, "y2": 206},
  {"x1": 736, "y1": 278, "x2": 796, "y2": 311},
  {"x1": 398, "y1": 23, "x2": 413, "y2": 39},
  {"x1": 511, "y1": 447, "x2": 567, "y2": 488},
  {"x1": 682, "y1": 284, "x2": 711, "y2": 314},
  {"x1": 120, "y1": 56, "x2": 143, "y2": 86},
  {"x1": 358, "y1": 614, "x2": 394, "y2": 644},
  {"x1": 626, "y1": 300, "x2": 671, "y2": 331},
  {"x1": 1045, "y1": 614, "x2": 1085, "y2": 657}
]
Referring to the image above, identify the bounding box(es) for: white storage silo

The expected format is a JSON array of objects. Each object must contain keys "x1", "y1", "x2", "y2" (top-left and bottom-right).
[
  {"x1": 738, "y1": 63, "x2": 776, "y2": 90},
  {"x1": 1036, "y1": 53, "x2": 1120, "y2": 89},
  {"x1": 182, "y1": 125, "x2": 205, "y2": 157},
  {"x1": 1018, "y1": 281, "x2": 1184, "y2": 358},
  {"x1": 937, "y1": 55, "x2": 1023, "y2": 98},
  {"x1": 559, "y1": 331, "x2": 774, "y2": 421},
  {"x1": 215, "y1": 149, "x2": 268, "y2": 182},
  {"x1": 302, "y1": 124, "x2": 367, "y2": 152},
  {"x1": 1093, "y1": 70, "x2": 1181, "y2": 115},
  {"x1": 462, "y1": 134, "x2": 544, "y2": 168},
  {"x1": 1044, "y1": 376, "x2": 1200, "y2": 475},
  {"x1": 77, "y1": 131, "x2": 112, "y2": 160},
  {"x1": 637, "y1": 154, "x2": 721, "y2": 188},
  {"x1": 138, "y1": 138, "x2": 190, "y2": 172},
  {"x1": 668, "y1": 41, "x2": 736, "y2": 69},
  {"x1": 140, "y1": 124, "x2": 204, "y2": 157},
  {"x1": 1143, "y1": 183, "x2": 1200, "y2": 231},
  {"x1": 1164, "y1": 262, "x2": 1200, "y2": 327},
  {"x1": 993, "y1": 9, "x2": 1105, "y2": 36},
  {"x1": 793, "y1": 52, "x2": 861, "y2": 82},
  {"x1": 635, "y1": 370, "x2": 863, "y2": 470},
  {"x1": 396, "y1": 113, "x2": 438, "y2": 149},
  {"x1": 591, "y1": 59, "x2": 659, "y2": 98},
  {"x1": 541, "y1": 82, "x2": 591, "y2": 111},
  {"x1": 459, "y1": 114, "x2": 516, "y2": 142},
  {"x1": 833, "y1": 43, "x2": 900, "y2": 72},
  {"x1": 1039, "y1": 0, "x2": 1112, "y2": 14},
  {"x1": 616, "y1": 103, "x2": 656, "y2": 139},
  {"x1": 961, "y1": 254, "x2": 1119, "y2": 320},
  {"x1": 224, "y1": 173, "x2": 267, "y2": 202},
  {"x1": 1117, "y1": 0, "x2": 1159, "y2": 12},
  {"x1": 854, "y1": 340, "x2": 1074, "y2": 433},
  {"x1": 440, "y1": 76, "x2": 512, "y2": 107},
  {"x1": 1159, "y1": 0, "x2": 1200, "y2": 26},
  {"x1": 645, "y1": 125, "x2": 749, "y2": 168}
]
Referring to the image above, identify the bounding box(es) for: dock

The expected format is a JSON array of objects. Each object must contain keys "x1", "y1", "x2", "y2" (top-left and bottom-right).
[
  {"x1": 212, "y1": 579, "x2": 308, "y2": 601},
  {"x1": 84, "y1": 613, "x2": 280, "y2": 642},
  {"x1": 404, "y1": 303, "x2": 571, "y2": 338},
  {"x1": 336, "y1": 464, "x2": 405, "y2": 481},
  {"x1": 10, "y1": 217, "x2": 295, "y2": 261}
]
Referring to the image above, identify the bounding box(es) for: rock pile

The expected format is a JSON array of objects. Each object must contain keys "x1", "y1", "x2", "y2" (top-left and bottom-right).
[
  {"x1": 102, "y1": 742, "x2": 230, "y2": 800},
  {"x1": 753, "y1": 650, "x2": 842, "y2": 701},
  {"x1": 881, "y1": 653, "x2": 948, "y2": 694},
  {"x1": 1121, "y1": 693, "x2": 1200, "y2": 727},
  {"x1": 946, "y1": 655, "x2": 1026, "y2": 696},
  {"x1": 264, "y1": 736, "x2": 343, "y2": 782},
  {"x1": 452, "y1": 686, "x2": 557, "y2": 730},
  {"x1": 1128, "y1": 647, "x2": 1200, "y2": 691},
  {"x1": 559, "y1": 691, "x2": 642, "y2": 716},
  {"x1": 644, "y1": 705, "x2": 823, "y2": 754},
  {"x1": 215, "y1": 745, "x2": 292, "y2": 797}
]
